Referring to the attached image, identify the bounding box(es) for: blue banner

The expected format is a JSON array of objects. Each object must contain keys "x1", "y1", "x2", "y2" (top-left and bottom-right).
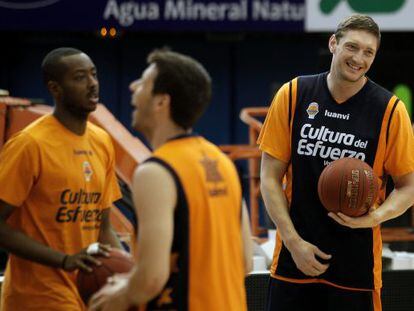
[{"x1": 0, "y1": 0, "x2": 305, "y2": 31}]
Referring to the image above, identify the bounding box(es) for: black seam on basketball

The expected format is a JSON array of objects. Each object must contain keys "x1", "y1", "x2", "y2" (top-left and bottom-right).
[
  {"x1": 100, "y1": 263, "x2": 116, "y2": 275},
  {"x1": 339, "y1": 161, "x2": 346, "y2": 213},
  {"x1": 93, "y1": 267, "x2": 101, "y2": 288},
  {"x1": 359, "y1": 166, "x2": 365, "y2": 215},
  {"x1": 103, "y1": 256, "x2": 132, "y2": 267},
  {"x1": 77, "y1": 271, "x2": 84, "y2": 292},
  {"x1": 323, "y1": 167, "x2": 330, "y2": 210}
]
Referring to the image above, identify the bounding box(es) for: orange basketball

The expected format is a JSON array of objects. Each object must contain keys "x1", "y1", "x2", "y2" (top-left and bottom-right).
[
  {"x1": 317, "y1": 157, "x2": 379, "y2": 217},
  {"x1": 77, "y1": 248, "x2": 134, "y2": 304}
]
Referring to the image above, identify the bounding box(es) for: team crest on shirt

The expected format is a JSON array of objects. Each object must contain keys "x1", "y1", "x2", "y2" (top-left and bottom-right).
[
  {"x1": 200, "y1": 153, "x2": 228, "y2": 196},
  {"x1": 200, "y1": 155, "x2": 223, "y2": 183},
  {"x1": 82, "y1": 161, "x2": 93, "y2": 182},
  {"x1": 306, "y1": 102, "x2": 319, "y2": 119}
]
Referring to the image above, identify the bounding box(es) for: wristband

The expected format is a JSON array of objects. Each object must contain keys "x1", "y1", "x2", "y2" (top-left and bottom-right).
[{"x1": 61, "y1": 255, "x2": 69, "y2": 269}]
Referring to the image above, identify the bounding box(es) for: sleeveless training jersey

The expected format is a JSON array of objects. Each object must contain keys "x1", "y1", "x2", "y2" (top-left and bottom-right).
[
  {"x1": 142, "y1": 134, "x2": 247, "y2": 311},
  {"x1": 0, "y1": 115, "x2": 122, "y2": 311},
  {"x1": 258, "y1": 72, "x2": 414, "y2": 290}
]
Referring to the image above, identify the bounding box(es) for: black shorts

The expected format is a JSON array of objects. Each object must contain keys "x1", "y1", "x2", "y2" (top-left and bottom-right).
[{"x1": 266, "y1": 277, "x2": 380, "y2": 311}]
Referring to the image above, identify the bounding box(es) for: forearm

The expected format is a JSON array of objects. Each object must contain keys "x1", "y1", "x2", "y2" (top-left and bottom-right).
[
  {"x1": 261, "y1": 177, "x2": 301, "y2": 248},
  {"x1": 241, "y1": 201, "x2": 253, "y2": 274},
  {"x1": 0, "y1": 221, "x2": 65, "y2": 268},
  {"x1": 98, "y1": 208, "x2": 123, "y2": 249},
  {"x1": 126, "y1": 265, "x2": 166, "y2": 305},
  {"x1": 374, "y1": 184, "x2": 414, "y2": 224},
  {"x1": 98, "y1": 225, "x2": 123, "y2": 249}
]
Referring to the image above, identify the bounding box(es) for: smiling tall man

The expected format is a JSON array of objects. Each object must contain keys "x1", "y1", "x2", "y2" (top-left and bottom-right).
[
  {"x1": 259, "y1": 14, "x2": 414, "y2": 311},
  {"x1": 0, "y1": 47, "x2": 122, "y2": 311}
]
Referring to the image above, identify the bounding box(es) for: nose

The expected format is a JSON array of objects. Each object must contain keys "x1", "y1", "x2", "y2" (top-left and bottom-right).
[
  {"x1": 87, "y1": 74, "x2": 98, "y2": 89},
  {"x1": 129, "y1": 80, "x2": 139, "y2": 92},
  {"x1": 351, "y1": 51, "x2": 364, "y2": 64}
]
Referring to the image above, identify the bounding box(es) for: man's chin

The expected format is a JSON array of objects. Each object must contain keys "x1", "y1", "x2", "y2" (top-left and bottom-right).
[{"x1": 342, "y1": 72, "x2": 365, "y2": 83}]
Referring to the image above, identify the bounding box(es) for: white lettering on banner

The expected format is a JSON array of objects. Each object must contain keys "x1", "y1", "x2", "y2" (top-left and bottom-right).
[
  {"x1": 103, "y1": 0, "x2": 306, "y2": 26},
  {"x1": 252, "y1": 0, "x2": 304, "y2": 21},
  {"x1": 104, "y1": 0, "x2": 159, "y2": 26},
  {"x1": 297, "y1": 123, "x2": 368, "y2": 162},
  {"x1": 164, "y1": 0, "x2": 248, "y2": 21}
]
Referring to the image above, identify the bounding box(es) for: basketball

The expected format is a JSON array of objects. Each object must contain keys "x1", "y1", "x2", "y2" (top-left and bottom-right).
[
  {"x1": 317, "y1": 157, "x2": 379, "y2": 217},
  {"x1": 77, "y1": 248, "x2": 134, "y2": 304}
]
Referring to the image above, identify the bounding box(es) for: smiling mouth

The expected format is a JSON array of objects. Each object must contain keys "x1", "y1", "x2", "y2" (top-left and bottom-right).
[{"x1": 347, "y1": 62, "x2": 361, "y2": 72}]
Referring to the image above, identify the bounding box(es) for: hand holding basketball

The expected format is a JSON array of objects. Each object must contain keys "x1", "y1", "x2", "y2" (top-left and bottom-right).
[
  {"x1": 62, "y1": 243, "x2": 110, "y2": 272},
  {"x1": 88, "y1": 272, "x2": 135, "y2": 311},
  {"x1": 318, "y1": 157, "x2": 379, "y2": 217},
  {"x1": 77, "y1": 248, "x2": 134, "y2": 305}
]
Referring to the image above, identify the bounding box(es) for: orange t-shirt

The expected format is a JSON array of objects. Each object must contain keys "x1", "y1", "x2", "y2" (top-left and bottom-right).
[{"x1": 0, "y1": 115, "x2": 121, "y2": 311}]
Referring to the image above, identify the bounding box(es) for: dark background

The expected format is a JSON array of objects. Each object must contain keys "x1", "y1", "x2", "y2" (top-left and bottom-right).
[{"x1": 1, "y1": 31, "x2": 413, "y2": 145}]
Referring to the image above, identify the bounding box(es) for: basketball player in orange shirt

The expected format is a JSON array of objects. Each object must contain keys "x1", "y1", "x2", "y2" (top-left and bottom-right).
[
  {"x1": 89, "y1": 49, "x2": 253, "y2": 311},
  {"x1": 0, "y1": 47, "x2": 123, "y2": 311}
]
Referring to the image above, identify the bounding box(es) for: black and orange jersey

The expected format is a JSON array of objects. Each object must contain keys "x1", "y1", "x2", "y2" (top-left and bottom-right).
[
  {"x1": 143, "y1": 134, "x2": 247, "y2": 311},
  {"x1": 258, "y1": 72, "x2": 414, "y2": 290}
]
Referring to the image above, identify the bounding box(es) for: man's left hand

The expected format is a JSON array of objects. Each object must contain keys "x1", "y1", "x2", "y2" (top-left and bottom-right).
[
  {"x1": 328, "y1": 206, "x2": 380, "y2": 228},
  {"x1": 88, "y1": 273, "x2": 131, "y2": 311}
]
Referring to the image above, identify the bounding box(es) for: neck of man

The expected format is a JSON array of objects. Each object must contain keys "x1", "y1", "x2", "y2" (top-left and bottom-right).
[
  {"x1": 150, "y1": 122, "x2": 190, "y2": 150},
  {"x1": 53, "y1": 106, "x2": 88, "y2": 136},
  {"x1": 327, "y1": 70, "x2": 367, "y2": 104}
]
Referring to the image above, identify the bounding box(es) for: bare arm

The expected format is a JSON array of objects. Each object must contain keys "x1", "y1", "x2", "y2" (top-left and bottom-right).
[
  {"x1": 241, "y1": 199, "x2": 253, "y2": 274},
  {"x1": 89, "y1": 162, "x2": 176, "y2": 311},
  {"x1": 376, "y1": 172, "x2": 414, "y2": 222},
  {"x1": 329, "y1": 171, "x2": 414, "y2": 228},
  {"x1": 126, "y1": 162, "x2": 176, "y2": 305},
  {"x1": 260, "y1": 152, "x2": 331, "y2": 276},
  {"x1": 99, "y1": 208, "x2": 123, "y2": 249},
  {"x1": 260, "y1": 153, "x2": 297, "y2": 245},
  {"x1": 0, "y1": 200, "x2": 67, "y2": 268},
  {"x1": 0, "y1": 200, "x2": 106, "y2": 272}
]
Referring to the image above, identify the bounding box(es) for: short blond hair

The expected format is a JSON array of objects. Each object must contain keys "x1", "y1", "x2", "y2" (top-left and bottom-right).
[{"x1": 335, "y1": 14, "x2": 381, "y2": 46}]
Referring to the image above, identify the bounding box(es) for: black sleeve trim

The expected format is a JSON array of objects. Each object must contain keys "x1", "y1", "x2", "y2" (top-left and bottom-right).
[
  {"x1": 288, "y1": 80, "x2": 293, "y2": 127},
  {"x1": 143, "y1": 156, "x2": 190, "y2": 311},
  {"x1": 386, "y1": 98, "x2": 400, "y2": 145}
]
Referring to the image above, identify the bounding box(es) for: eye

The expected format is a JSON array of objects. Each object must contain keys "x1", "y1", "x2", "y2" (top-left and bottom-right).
[
  {"x1": 346, "y1": 44, "x2": 357, "y2": 51},
  {"x1": 74, "y1": 74, "x2": 86, "y2": 81},
  {"x1": 364, "y1": 50, "x2": 374, "y2": 57}
]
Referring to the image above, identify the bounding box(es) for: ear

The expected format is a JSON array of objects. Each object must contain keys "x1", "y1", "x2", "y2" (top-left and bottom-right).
[
  {"x1": 47, "y1": 81, "x2": 61, "y2": 98},
  {"x1": 328, "y1": 34, "x2": 337, "y2": 54},
  {"x1": 154, "y1": 93, "x2": 171, "y2": 112}
]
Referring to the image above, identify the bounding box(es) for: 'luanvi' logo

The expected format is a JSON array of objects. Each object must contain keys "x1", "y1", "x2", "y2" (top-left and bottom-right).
[
  {"x1": 320, "y1": 0, "x2": 405, "y2": 14},
  {"x1": 306, "y1": 102, "x2": 319, "y2": 119}
]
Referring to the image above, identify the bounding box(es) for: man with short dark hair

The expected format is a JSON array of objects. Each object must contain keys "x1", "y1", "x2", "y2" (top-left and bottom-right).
[
  {"x1": 259, "y1": 14, "x2": 414, "y2": 311},
  {"x1": 0, "y1": 47, "x2": 122, "y2": 311},
  {"x1": 89, "y1": 49, "x2": 253, "y2": 311}
]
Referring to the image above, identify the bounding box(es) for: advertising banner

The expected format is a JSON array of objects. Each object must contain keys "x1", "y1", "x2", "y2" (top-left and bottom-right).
[{"x1": 306, "y1": 0, "x2": 414, "y2": 32}]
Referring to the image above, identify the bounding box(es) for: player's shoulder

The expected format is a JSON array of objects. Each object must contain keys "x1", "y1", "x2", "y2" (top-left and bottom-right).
[
  {"x1": 296, "y1": 72, "x2": 326, "y2": 90},
  {"x1": 366, "y1": 79, "x2": 394, "y2": 101},
  {"x1": 87, "y1": 121, "x2": 109, "y2": 136},
  {"x1": 87, "y1": 121, "x2": 112, "y2": 143},
  {"x1": 11, "y1": 114, "x2": 54, "y2": 144}
]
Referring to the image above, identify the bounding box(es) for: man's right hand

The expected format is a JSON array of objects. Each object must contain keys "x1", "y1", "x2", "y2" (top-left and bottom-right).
[
  {"x1": 62, "y1": 243, "x2": 111, "y2": 272},
  {"x1": 287, "y1": 239, "x2": 331, "y2": 277}
]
